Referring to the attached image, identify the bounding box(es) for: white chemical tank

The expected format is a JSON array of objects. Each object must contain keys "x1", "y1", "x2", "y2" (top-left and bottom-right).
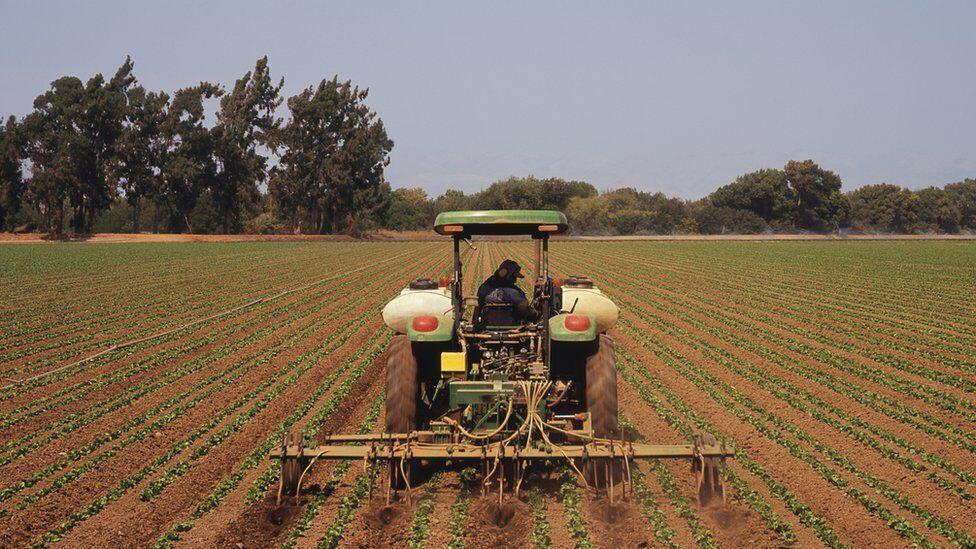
[
  {"x1": 382, "y1": 278, "x2": 454, "y2": 333},
  {"x1": 561, "y1": 276, "x2": 619, "y2": 332}
]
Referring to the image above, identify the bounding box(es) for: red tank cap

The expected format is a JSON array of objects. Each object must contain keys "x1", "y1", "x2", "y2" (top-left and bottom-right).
[
  {"x1": 564, "y1": 315, "x2": 590, "y2": 331},
  {"x1": 412, "y1": 315, "x2": 439, "y2": 332}
]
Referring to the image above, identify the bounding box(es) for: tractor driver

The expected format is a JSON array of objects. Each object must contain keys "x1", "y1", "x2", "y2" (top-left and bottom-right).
[{"x1": 477, "y1": 259, "x2": 536, "y2": 322}]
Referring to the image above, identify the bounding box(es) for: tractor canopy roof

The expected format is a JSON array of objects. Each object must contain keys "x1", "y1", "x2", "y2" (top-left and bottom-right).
[{"x1": 434, "y1": 210, "x2": 568, "y2": 236}]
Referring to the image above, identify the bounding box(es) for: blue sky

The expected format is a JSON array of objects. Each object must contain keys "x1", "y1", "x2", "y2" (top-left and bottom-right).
[{"x1": 1, "y1": 1, "x2": 974, "y2": 198}]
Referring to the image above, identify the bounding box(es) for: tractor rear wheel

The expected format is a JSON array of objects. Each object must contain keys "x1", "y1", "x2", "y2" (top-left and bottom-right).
[
  {"x1": 585, "y1": 335, "x2": 621, "y2": 489},
  {"x1": 586, "y1": 335, "x2": 618, "y2": 438},
  {"x1": 385, "y1": 335, "x2": 418, "y2": 434}
]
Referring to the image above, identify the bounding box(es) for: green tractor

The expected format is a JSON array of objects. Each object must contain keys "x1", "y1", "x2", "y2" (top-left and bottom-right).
[{"x1": 272, "y1": 210, "x2": 731, "y2": 505}]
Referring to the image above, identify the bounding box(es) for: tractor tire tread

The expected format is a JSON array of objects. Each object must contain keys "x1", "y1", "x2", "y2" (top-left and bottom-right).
[
  {"x1": 386, "y1": 335, "x2": 418, "y2": 433},
  {"x1": 586, "y1": 334, "x2": 619, "y2": 438}
]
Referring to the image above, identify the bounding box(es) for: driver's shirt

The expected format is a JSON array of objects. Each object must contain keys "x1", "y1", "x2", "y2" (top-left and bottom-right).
[{"x1": 477, "y1": 276, "x2": 528, "y2": 307}]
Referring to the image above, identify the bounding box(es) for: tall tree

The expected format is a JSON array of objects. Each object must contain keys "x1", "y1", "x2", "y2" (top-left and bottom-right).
[
  {"x1": 468, "y1": 176, "x2": 597, "y2": 211},
  {"x1": 74, "y1": 58, "x2": 137, "y2": 232},
  {"x1": 784, "y1": 159, "x2": 847, "y2": 232},
  {"x1": 272, "y1": 76, "x2": 393, "y2": 233},
  {"x1": 0, "y1": 116, "x2": 25, "y2": 231},
  {"x1": 22, "y1": 76, "x2": 86, "y2": 233},
  {"x1": 21, "y1": 59, "x2": 136, "y2": 233},
  {"x1": 117, "y1": 87, "x2": 169, "y2": 232},
  {"x1": 385, "y1": 187, "x2": 432, "y2": 230},
  {"x1": 210, "y1": 57, "x2": 283, "y2": 233},
  {"x1": 157, "y1": 83, "x2": 221, "y2": 232}
]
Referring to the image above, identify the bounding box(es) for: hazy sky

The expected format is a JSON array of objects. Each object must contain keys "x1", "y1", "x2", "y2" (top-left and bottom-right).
[{"x1": 2, "y1": 1, "x2": 974, "y2": 198}]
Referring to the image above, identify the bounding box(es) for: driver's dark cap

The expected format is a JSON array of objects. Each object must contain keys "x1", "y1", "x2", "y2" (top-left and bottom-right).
[{"x1": 496, "y1": 259, "x2": 524, "y2": 279}]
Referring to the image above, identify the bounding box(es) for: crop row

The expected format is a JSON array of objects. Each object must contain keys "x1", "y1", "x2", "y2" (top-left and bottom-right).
[
  {"x1": 526, "y1": 477, "x2": 551, "y2": 549},
  {"x1": 3, "y1": 243, "x2": 417, "y2": 362},
  {"x1": 616, "y1": 415, "x2": 711, "y2": 548},
  {"x1": 406, "y1": 471, "x2": 444, "y2": 547},
  {"x1": 615, "y1": 347, "x2": 842, "y2": 547},
  {"x1": 31, "y1": 304, "x2": 384, "y2": 546},
  {"x1": 0, "y1": 243, "x2": 392, "y2": 331},
  {"x1": 615, "y1": 247, "x2": 976, "y2": 369},
  {"x1": 579, "y1": 245, "x2": 976, "y2": 384},
  {"x1": 558, "y1": 245, "x2": 976, "y2": 443},
  {"x1": 1, "y1": 284, "x2": 381, "y2": 512},
  {"x1": 156, "y1": 337, "x2": 390, "y2": 548},
  {"x1": 0, "y1": 281, "x2": 340, "y2": 463},
  {"x1": 0, "y1": 256, "x2": 377, "y2": 427},
  {"x1": 526, "y1": 241, "x2": 973, "y2": 543},
  {"x1": 632, "y1": 277, "x2": 976, "y2": 451},
  {"x1": 273, "y1": 392, "x2": 384, "y2": 549},
  {"x1": 22, "y1": 246, "x2": 441, "y2": 546},
  {"x1": 581, "y1": 244, "x2": 976, "y2": 348},
  {"x1": 618, "y1": 319, "x2": 972, "y2": 547},
  {"x1": 447, "y1": 481, "x2": 473, "y2": 549},
  {"x1": 0, "y1": 244, "x2": 430, "y2": 396},
  {"x1": 617, "y1": 308, "x2": 976, "y2": 498},
  {"x1": 137, "y1": 307, "x2": 384, "y2": 503}
]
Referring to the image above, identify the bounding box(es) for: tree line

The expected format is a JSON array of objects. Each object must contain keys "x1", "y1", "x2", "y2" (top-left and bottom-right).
[
  {"x1": 388, "y1": 168, "x2": 976, "y2": 235},
  {"x1": 1, "y1": 58, "x2": 973, "y2": 235},
  {"x1": 0, "y1": 57, "x2": 391, "y2": 235}
]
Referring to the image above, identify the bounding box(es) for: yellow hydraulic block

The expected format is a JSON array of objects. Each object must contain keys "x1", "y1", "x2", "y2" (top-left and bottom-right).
[{"x1": 440, "y1": 351, "x2": 466, "y2": 377}]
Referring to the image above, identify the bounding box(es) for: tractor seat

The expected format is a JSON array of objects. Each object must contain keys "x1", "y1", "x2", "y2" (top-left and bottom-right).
[{"x1": 477, "y1": 302, "x2": 521, "y2": 329}]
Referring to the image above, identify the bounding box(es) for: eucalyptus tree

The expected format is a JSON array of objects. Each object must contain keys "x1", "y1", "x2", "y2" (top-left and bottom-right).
[
  {"x1": 117, "y1": 87, "x2": 169, "y2": 232},
  {"x1": 271, "y1": 76, "x2": 393, "y2": 233},
  {"x1": 210, "y1": 57, "x2": 283, "y2": 233},
  {"x1": 0, "y1": 116, "x2": 26, "y2": 230},
  {"x1": 157, "y1": 83, "x2": 221, "y2": 232},
  {"x1": 20, "y1": 59, "x2": 136, "y2": 233}
]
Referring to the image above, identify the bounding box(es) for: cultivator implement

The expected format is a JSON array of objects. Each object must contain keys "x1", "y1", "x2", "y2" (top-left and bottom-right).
[{"x1": 271, "y1": 381, "x2": 733, "y2": 506}]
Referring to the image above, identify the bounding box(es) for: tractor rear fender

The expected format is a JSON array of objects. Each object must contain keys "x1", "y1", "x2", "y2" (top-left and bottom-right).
[
  {"x1": 406, "y1": 313, "x2": 455, "y2": 342},
  {"x1": 549, "y1": 313, "x2": 598, "y2": 342}
]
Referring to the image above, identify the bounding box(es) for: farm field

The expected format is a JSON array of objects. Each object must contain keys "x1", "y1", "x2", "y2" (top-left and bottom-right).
[{"x1": 1, "y1": 240, "x2": 975, "y2": 548}]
